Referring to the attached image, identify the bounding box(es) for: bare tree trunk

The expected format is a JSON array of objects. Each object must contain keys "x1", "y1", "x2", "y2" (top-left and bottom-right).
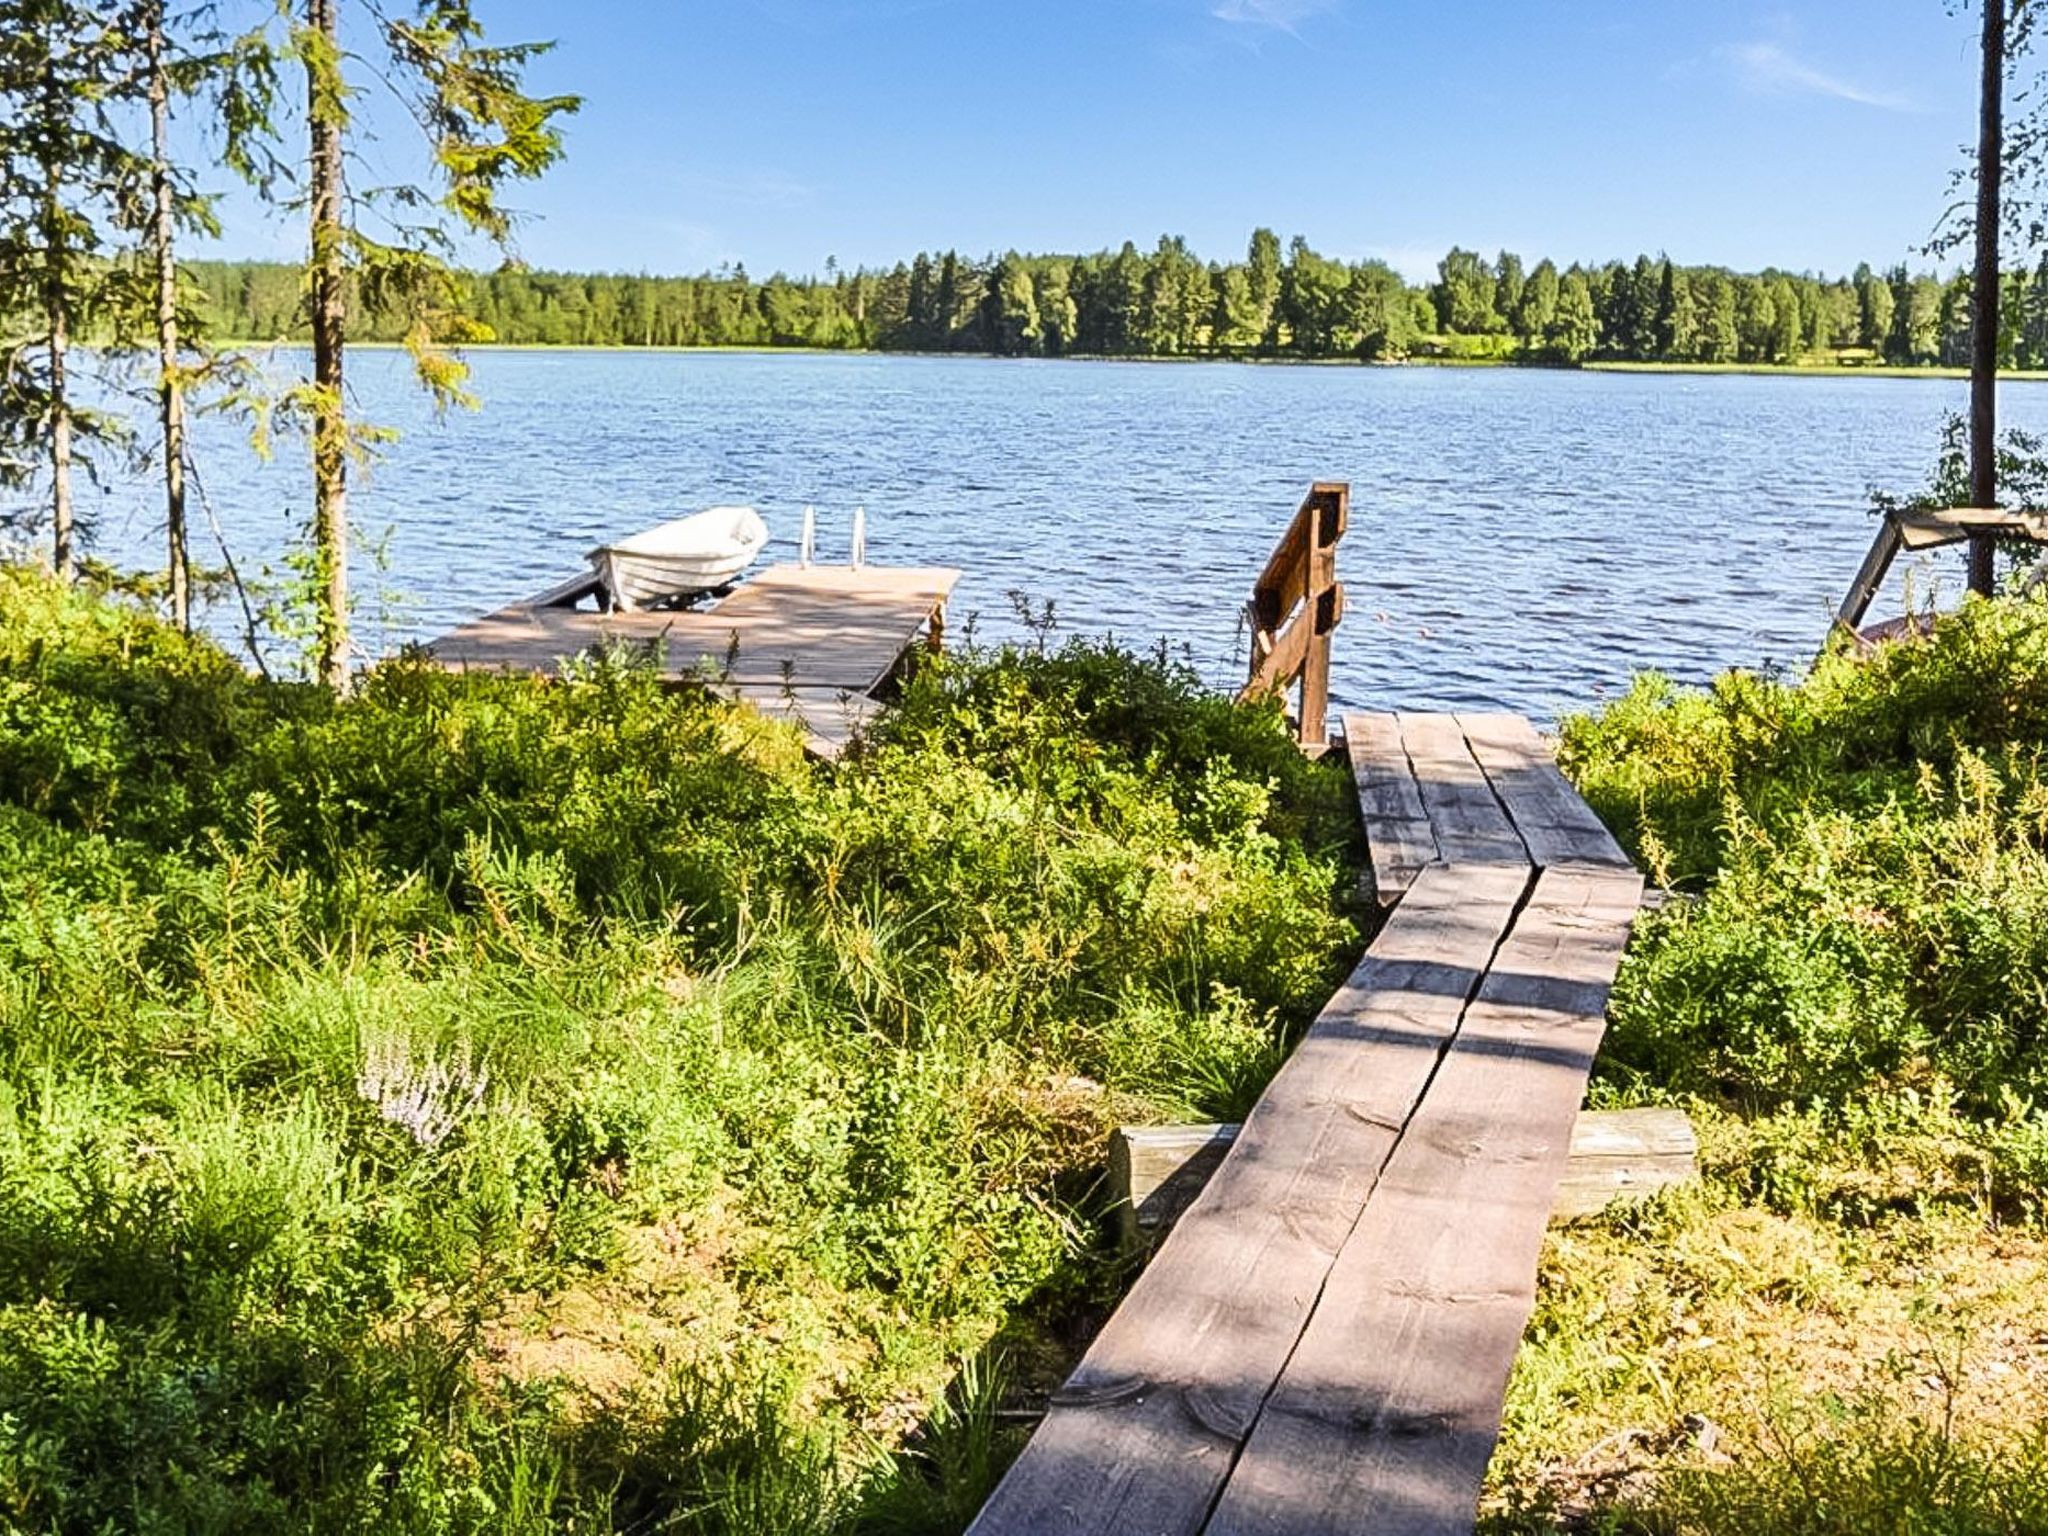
[
  {"x1": 41, "y1": 63, "x2": 74, "y2": 582},
  {"x1": 148, "y1": 2, "x2": 189, "y2": 629},
  {"x1": 47, "y1": 293, "x2": 72, "y2": 581},
  {"x1": 307, "y1": 0, "x2": 349, "y2": 689},
  {"x1": 1970, "y1": 0, "x2": 2006, "y2": 595}
]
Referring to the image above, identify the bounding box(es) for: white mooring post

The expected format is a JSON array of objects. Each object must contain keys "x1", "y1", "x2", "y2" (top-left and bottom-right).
[
  {"x1": 799, "y1": 505, "x2": 816, "y2": 568},
  {"x1": 851, "y1": 505, "x2": 866, "y2": 570}
]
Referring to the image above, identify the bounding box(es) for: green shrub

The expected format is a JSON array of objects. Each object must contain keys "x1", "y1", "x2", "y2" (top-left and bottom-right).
[{"x1": 0, "y1": 570, "x2": 1362, "y2": 1531}]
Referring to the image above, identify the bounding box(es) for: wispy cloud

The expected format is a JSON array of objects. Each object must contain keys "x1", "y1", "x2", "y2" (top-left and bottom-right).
[
  {"x1": 1720, "y1": 41, "x2": 1918, "y2": 112},
  {"x1": 1211, "y1": 0, "x2": 1337, "y2": 34}
]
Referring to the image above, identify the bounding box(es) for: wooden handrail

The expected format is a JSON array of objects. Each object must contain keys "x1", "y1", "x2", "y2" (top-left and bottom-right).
[{"x1": 1239, "y1": 481, "x2": 1348, "y2": 748}]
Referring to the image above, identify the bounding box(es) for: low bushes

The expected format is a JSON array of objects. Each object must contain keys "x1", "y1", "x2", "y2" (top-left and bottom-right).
[
  {"x1": 0, "y1": 568, "x2": 1361, "y2": 1532},
  {"x1": 1487, "y1": 593, "x2": 2048, "y2": 1532}
]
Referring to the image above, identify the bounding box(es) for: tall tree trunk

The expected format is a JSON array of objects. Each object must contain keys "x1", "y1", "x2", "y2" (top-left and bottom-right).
[
  {"x1": 1970, "y1": 0, "x2": 2006, "y2": 595},
  {"x1": 148, "y1": 1, "x2": 189, "y2": 629},
  {"x1": 307, "y1": 0, "x2": 349, "y2": 689},
  {"x1": 46, "y1": 290, "x2": 72, "y2": 582},
  {"x1": 41, "y1": 65, "x2": 73, "y2": 582}
]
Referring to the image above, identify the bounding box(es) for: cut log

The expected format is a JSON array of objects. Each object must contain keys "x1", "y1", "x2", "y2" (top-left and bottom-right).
[{"x1": 1112, "y1": 1106, "x2": 1695, "y2": 1249}]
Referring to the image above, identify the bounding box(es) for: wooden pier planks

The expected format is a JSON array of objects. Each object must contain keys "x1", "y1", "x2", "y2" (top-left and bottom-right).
[
  {"x1": 1345, "y1": 711, "x2": 1629, "y2": 880},
  {"x1": 1203, "y1": 865, "x2": 1643, "y2": 1536},
  {"x1": 964, "y1": 863, "x2": 1530, "y2": 1536},
  {"x1": 973, "y1": 709, "x2": 1641, "y2": 1536},
  {"x1": 423, "y1": 564, "x2": 958, "y2": 758},
  {"x1": 1393, "y1": 712, "x2": 1529, "y2": 867},
  {"x1": 1344, "y1": 712, "x2": 1438, "y2": 905},
  {"x1": 427, "y1": 565, "x2": 958, "y2": 692},
  {"x1": 1456, "y1": 713, "x2": 1631, "y2": 871}
]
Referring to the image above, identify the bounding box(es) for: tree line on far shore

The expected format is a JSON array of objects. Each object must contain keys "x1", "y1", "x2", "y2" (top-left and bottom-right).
[{"x1": 190, "y1": 233, "x2": 2041, "y2": 369}]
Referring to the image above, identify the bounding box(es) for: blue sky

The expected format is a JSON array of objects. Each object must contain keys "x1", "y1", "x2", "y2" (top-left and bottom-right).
[{"x1": 207, "y1": 0, "x2": 1988, "y2": 281}]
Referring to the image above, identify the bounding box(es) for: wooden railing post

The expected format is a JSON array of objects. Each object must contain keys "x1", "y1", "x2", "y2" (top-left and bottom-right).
[{"x1": 1240, "y1": 481, "x2": 1348, "y2": 748}]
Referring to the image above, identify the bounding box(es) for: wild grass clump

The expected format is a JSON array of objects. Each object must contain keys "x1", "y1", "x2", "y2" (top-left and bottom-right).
[
  {"x1": 1491, "y1": 593, "x2": 2048, "y2": 1532},
  {"x1": 1563, "y1": 598, "x2": 2048, "y2": 1122},
  {"x1": 0, "y1": 567, "x2": 1361, "y2": 1532}
]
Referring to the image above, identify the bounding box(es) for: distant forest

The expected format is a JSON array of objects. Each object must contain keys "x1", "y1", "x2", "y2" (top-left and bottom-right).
[{"x1": 187, "y1": 231, "x2": 2048, "y2": 369}]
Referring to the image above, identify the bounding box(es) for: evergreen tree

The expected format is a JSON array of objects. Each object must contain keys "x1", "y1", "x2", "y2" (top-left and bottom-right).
[
  {"x1": 1696, "y1": 272, "x2": 1739, "y2": 362},
  {"x1": 1034, "y1": 259, "x2": 1076, "y2": 356},
  {"x1": 1514, "y1": 259, "x2": 1558, "y2": 345},
  {"x1": 1625, "y1": 254, "x2": 1661, "y2": 357},
  {"x1": 1653, "y1": 261, "x2": 1698, "y2": 360},
  {"x1": 1212, "y1": 264, "x2": 1259, "y2": 352},
  {"x1": 1594, "y1": 260, "x2": 1635, "y2": 358},
  {"x1": 934, "y1": 251, "x2": 961, "y2": 350},
  {"x1": 905, "y1": 252, "x2": 937, "y2": 346},
  {"x1": 1100, "y1": 241, "x2": 1143, "y2": 354},
  {"x1": 1547, "y1": 270, "x2": 1598, "y2": 360},
  {"x1": 126, "y1": 0, "x2": 247, "y2": 629},
  {"x1": 1493, "y1": 250, "x2": 1525, "y2": 327},
  {"x1": 1246, "y1": 226, "x2": 1281, "y2": 351},
  {"x1": 0, "y1": 0, "x2": 142, "y2": 578},
  {"x1": 1938, "y1": 273, "x2": 1974, "y2": 367},
  {"x1": 986, "y1": 252, "x2": 1037, "y2": 356},
  {"x1": 2023, "y1": 254, "x2": 2048, "y2": 368}
]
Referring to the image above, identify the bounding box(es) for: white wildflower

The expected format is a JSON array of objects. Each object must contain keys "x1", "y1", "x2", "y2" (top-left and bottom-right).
[{"x1": 356, "y1": 1035, "x2": 489, "y2": 1149}]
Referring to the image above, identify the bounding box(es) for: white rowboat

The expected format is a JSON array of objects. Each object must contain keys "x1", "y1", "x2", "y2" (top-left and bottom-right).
[{"x1": 588, "y1": 506, "x2": 769, "y2": 610}]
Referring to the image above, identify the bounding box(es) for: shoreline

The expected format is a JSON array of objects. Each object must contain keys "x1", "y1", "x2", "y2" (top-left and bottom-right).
[{"x1": 212, "y1": 339, "x2": 2048, "y2": 381}]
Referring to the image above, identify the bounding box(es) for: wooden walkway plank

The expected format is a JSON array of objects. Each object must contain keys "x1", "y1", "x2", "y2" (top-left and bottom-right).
[
  {"x1": 1201, "y1": 866, "x2": 1644, "y2": 1536},
  {"x1": 1396, "y1": 713, "x2": 1529, "y2": 868},
  {"x1": 1456, "y1": 713, "x2": 1631, "y2": 871},
  {"x1": 1343, "y1": 711, "x2": 1439, "y2": 905},
  {"x1": 425, "y1": 564, "x2": 958, "y2": 694},
  {"x1": 966, "y1": 863, "x2": 1532, "y2": 1536},
  {"x1": 714, "y1": 685, "x2": 883, "y2": 760}
]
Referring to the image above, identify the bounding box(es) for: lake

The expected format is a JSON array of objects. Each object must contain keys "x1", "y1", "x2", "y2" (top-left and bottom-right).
[{"x1": 71, "y1": 349, "x2": 2048, "y2": 722}]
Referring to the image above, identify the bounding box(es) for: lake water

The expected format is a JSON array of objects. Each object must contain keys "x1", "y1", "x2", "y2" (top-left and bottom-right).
[{"x1": 70, "y1": 350, "x2": 2048, "y2": 722}]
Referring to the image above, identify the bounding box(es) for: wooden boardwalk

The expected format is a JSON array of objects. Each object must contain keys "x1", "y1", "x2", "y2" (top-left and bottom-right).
[
  {"x1": 423, "y1": 564, "x2": 959, "y2": 757},
  {"x1": 969, "y1": 711, "x2": 1641, "y2": 1536}
]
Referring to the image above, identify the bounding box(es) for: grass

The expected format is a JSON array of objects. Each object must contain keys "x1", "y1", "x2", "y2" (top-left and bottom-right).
[
  {"x1": 0, "y1": 567, "x2": 1364, "y2": 1532},
  {"x1": 14, "y1": 560, "x2": 2048, "y2": 1533},
  {"x1": 1478, "y1": 594, "x2": 2048, "y2": 1533}
]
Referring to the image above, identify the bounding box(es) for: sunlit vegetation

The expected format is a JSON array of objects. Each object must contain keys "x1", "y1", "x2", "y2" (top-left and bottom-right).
[
  {"x1": 1479, "y1": 597, "x2": 2048, "y2": 1533},
  {"x1": 0, "y1": 568, "x2": 1363, "y2": 1531},
  {"x1": 193, "y1": 239, "x2": 2028, "y2": 368}
]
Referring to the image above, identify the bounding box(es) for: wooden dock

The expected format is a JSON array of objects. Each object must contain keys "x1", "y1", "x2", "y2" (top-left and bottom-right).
[
  {"x1": 969, "y1": 711, "x2": 1641, "y2": 1536},
  {"x1": 423, "y1": 563, "x2": 959, "y2": 757}
]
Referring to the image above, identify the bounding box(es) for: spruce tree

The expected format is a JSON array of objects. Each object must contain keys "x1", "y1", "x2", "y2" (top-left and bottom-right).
[{"x1": 0, "y1": 0, "x2": 141, "y2": 578}]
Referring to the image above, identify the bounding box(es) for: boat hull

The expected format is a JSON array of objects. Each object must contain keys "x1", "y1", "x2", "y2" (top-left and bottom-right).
[{"x1": 589, "y1": 507, "x2": 768, "y2": 610}]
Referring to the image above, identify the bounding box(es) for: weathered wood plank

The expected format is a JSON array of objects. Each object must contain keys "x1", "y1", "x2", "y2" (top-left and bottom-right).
[
  {"x1": 1457, "y1": 713, "x2": 1631, "y2": 872},
  {"x1": 718, "y1": 685, "x2": 884, "y2": 760},
  {"x1": 424, "y1": 564, "x2": 959, "y2": 694},
  {"x1": 1397, "y1": 712, "x2": 1529, "y2": 868},
  {"x1": 1110, "y1": 1123, "x2": 1239, "y2": 1252},
  {"x1": 1203, "y1": 865, "x2": 1643, "y2": 1536},
  {"x1": 1837, "y1": 516, "x2": 1905, "y2": 630},
  {"x1": 1110, "y1": 1107, "x2": 1696, "y2": 1247},
  {"x1": 524, "y1": 568, "x2": 605, "y2": 607},
  {"x1": 1552, "y1": 1106, "x2": 1697, "y2": 1222},
  {"x1": 966, "y1": 863, "x2": 1530, "y2": 1536},
  {"x1": 1342, "y1": 711, "x2": 1438, "y2": 905}
]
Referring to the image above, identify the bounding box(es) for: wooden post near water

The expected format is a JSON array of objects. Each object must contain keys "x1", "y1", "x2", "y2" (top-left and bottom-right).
[{"x1": 1239, "y1": 482, "x2": 1347, "y2": 749}]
